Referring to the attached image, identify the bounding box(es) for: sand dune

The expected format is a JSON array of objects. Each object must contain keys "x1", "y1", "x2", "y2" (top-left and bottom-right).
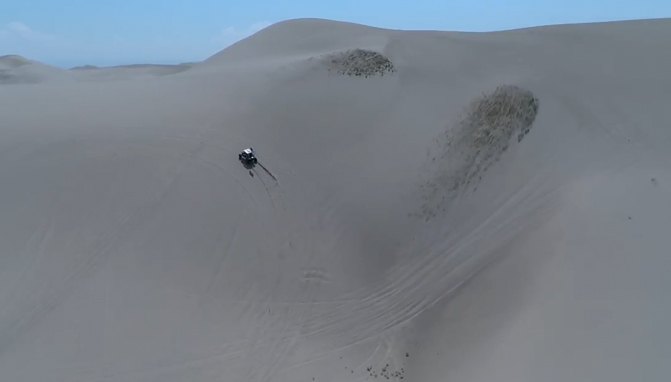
[
  {"x1": 70, "y1": 63, "x2": 194, "y2": 81},
  {"x1": 0, "y1": 55, "x2": 69, "y2": 84},
  {"x1": 0, "y1": 18, "x2": 670, "y2": 382}
]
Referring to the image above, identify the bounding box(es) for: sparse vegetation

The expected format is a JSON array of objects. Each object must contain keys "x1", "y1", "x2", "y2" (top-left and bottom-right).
[
  {"x1": 367, "y1": 363, "x2": 406, "y2": 380},
  {"x1": 325, "y1": 49, "x2": 395, "y2": 77},
  {"x1": 447, "y1": 85, "x2": 540, "y2": 190},
  {"x1": 467, "y1": 85, "x2": 539, "y2": 147},
  {"x1": 419, "y1": 85, "x2": 539, "y2": 220}
]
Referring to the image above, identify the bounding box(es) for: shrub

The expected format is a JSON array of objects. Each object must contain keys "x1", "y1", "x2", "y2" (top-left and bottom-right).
[
  {"x1": 419, "y1": 85, "x2": 540, "y2": 220},
  {"x1": 326, "y1": 49, "x2": 395, "y2": 77}
]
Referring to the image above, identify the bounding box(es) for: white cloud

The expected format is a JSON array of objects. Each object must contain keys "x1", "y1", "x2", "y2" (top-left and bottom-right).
[
  {"x1": 7, "y1": 22, "x2": 31, "y2": 34},
  {"x1": 212, "y1": 21, "x2": 272, "y2": 46},
  {"x1": 1, "y1": 21, "x2": 55, "y2": 42},
  {"x1": 245, "y1": 21, "x2": 273, "y2": 35},
  {"x1": 0, "y1": 20, "x2": 274, "y2": 67},
  {"x1": 0, "y1": 22, "x2": 74, "y2": 66}
]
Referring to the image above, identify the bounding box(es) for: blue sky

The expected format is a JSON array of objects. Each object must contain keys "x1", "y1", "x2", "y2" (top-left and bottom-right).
[{"x1": 1, "y1": 0, "x2": 669, "y2": 68}]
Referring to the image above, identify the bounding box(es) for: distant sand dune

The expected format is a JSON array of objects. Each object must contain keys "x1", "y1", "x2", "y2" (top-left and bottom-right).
[{"x1": 0, "y1": 55, "x2": 67, "y2": 84}]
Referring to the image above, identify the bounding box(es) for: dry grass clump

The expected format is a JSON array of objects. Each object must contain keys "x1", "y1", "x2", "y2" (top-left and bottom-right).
[
  {"x1": 326, "y1": 49, "x2": 395, "y2": 77},
  {"x1": 419, "y1": 85, "x2": 539, "y2": 220}
]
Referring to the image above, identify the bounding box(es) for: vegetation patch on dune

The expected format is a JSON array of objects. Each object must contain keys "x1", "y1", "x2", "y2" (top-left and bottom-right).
[
  {"x1": 325, "y1": 49, "x2": 395, "y2": 77},
  {"x1": 466, "y1": 85, "x2": 539, "y2": 148},
  {"x1": 419, "y1": 85, "x2": 539, "y2": 220}
]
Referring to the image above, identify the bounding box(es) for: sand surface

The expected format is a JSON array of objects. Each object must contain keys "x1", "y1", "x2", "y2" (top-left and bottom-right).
[{"x1": 1, "y1": 18, "x2": 670, "y2": 381}]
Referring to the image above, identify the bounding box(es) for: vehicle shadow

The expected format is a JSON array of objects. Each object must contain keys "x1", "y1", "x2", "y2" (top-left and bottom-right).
[{"x1": 240, "y1": 160, "x2": 257, "y2": 170}]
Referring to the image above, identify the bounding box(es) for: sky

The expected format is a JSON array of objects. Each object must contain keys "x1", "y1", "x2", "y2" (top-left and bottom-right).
[{"x1": 1, "y1": 0, "x2": 669, "y2": 68}]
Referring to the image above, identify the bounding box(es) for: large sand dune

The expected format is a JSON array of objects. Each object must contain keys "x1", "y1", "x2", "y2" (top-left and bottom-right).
[{"x1": 0, "y1": 18, "x2": 670, "y2": 382}]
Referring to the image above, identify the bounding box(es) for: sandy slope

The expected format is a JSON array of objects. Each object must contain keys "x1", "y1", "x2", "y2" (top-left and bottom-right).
[{"x1": 0, "y1": 18, "x2": 670, "y2": 382}]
